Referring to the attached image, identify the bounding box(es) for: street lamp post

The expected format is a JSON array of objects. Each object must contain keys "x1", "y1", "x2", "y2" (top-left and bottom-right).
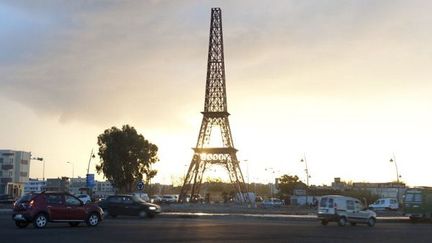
[
  {"x1": 66, "y1": 161, "x2": 74, "y2": 178},
  {"x1": 86, "y1": 149, "x2": 96, "y2": 175},
  {"x1": 300, "y1": 154, "x2": 311, "y2": 206},
  {"x1": 31, "y1": 157, "x2": 45, "y2": 181},
  {"x1": 390, "y1": 154, "x2": 401, "y2": 202},
  {"x1": 389, "y1": 156, "x2": 400, "y2": 183}
]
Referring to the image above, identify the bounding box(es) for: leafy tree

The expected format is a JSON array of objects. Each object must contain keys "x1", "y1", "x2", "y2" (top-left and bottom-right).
[
  {"x1": 277, "y1": 174, "x2": 307, "y2": 196},
  {"x1": 96, "y1": 125, "x2": 158, "y2": 193}
]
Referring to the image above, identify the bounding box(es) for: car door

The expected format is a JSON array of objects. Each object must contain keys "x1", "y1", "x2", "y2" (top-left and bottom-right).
[
  {"x1": 107, "y1": 196, "x2": 122, "y2": 216},
  {"x1": 355, "y1": 200, "x2": 370, "y2": 222},
  {"x1": 346, "y1": 200, "x2": 357, "y2": 221},
  {"x1": 121, "y1": 196, "x2": 137, "y2": 216},
  {"x1": 46, "y1": 193, "x2": 68, "y2": 220},
  {"x1": 65, "y1": 194, "x2": 86, "y2": 221}
]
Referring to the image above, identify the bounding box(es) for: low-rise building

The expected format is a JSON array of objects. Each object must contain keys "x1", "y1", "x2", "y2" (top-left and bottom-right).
[
  {"x1": 93, "y1": 180, "x2": 115, "y2": 199},
  {"x1": 24, "y1": 179, "x2": 46, "y2": 193},
  {"x1": 352, "y1": 182, "x2": 406, "y2": 201},
  {"x1": 0, "y1": 150, "x2": 31, "y2": 194},
  {"x1": 45, "y1": 177, "x2": 70, "y2": 192},
  {"x1": 69, "y1": 177, "x2": 86, "y2": 195}
]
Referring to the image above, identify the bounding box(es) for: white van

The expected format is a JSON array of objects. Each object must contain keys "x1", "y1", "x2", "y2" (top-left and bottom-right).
[
  {"x1": 368, "y1": 198, "x2": 399, "y2": 211},
  {"x1": 318, "y1": 195, "x2": 377, "y2": 227}
]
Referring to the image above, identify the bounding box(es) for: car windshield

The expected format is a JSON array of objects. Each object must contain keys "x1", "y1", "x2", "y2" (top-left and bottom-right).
[{"x1": 132, "y1": 195, "x2": 146, "y2": 203}]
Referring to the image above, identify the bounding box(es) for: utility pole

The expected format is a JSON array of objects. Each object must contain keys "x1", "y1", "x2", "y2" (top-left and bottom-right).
[
  {"x1": 300, "y1": 153, "x2": 310, "y2": 206},
  {"x1": 87, "y1": 149, "x2": 95, "y2": 175}
]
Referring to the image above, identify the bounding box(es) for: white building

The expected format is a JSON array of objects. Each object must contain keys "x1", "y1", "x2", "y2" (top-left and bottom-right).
[
  {"x1": 93, "y1": 180, "x2": 115, "y2": 199},
  {"x1": 0, "y1": 150, "x2": 31, "y2": 194},
  {"x1": 24, "y1": 179, "x2": 46, "y2": 193},
  {"x1": 69, "y1": 177, "x2": 86, "y2": 195},
  {"x1": 68, "y1": 177, "x2": 115, "y2": 198}
]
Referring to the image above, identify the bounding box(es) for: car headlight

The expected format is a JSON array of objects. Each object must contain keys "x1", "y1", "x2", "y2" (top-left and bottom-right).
[{"x1": 149, "y1": 206, "x2": 157, "y2": 210}]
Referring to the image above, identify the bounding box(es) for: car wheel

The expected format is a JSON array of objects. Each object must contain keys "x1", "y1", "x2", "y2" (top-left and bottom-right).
[
  {"x1": 320, "y1": 220, "x2": 328, "y2": 226},
  {"x1": 367, "y1": 217, "x2": 376, "y2": 227},
  {"x1": 86, "y1": 213, "x2": 100, "y2": 227},
  {"x1": 15, "y1": 221, "x2": 29, "y2": 228},
  {"x1": 138, "y1": 210, "x2": 148, "y2": 218},
  {"x1": 33, "y1": 213, "x2": 48, "y2": 229},
  {"x1": 350, "y1": 222, "x2": 357, "y2": 226},
  {"x1": 69, "y1": 222, "x2": 80, "y2": 227},
  {"x1": 337, "y1": 217, "x2": 347, "y2": 227}
]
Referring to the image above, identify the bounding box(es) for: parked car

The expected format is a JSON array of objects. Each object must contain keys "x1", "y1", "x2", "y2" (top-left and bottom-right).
[
  {"x1": 161, "y1": 195, "x2": 178, "y2": 203},
  {"x1": 261, "y1": 198, "x2": 284, "y2": 207},
  {"x1": 368, "y1": 198, "x2": 399, "y2": 211},
  {"x1": 404, "y1": 187, "x2": 432, "y2": 222},
  {"x1": 318, "y1": 195, "x2": 376, "y2": 227},
  {"x1": 12, "y1": 191, "x2": 103, "y2": 229},
  {"x1": 98, "y1": 194, "x2": 161, "y2": 218},
  {"x1": 190, "y1": 194, "x2": 204, "y2": 203},
  {"x1": 77, "y1": 194, "x2": 92, "y2": 204}
]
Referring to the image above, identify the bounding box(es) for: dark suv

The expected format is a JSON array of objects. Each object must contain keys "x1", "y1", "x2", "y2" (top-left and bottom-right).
[
  {"x1": 98, "y1": 194, "x2": 161, "y2": 218},
  {"x1": 12, "y1": 191, "x2": 104, "y2": 229}
]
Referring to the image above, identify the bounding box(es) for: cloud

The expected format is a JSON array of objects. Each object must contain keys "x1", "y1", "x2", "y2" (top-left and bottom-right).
[{"x1": 1, "y1": 0, "x2": 432, "y2": 128}]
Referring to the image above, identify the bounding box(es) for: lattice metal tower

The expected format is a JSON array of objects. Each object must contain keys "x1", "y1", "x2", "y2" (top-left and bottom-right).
[{"x1": 179, "y1": 8, "x2": 248, "y2": 203}]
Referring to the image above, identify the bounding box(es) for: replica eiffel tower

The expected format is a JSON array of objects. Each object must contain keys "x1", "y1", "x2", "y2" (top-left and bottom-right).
[{"x1": 179, "y1": 8, "x2": 248, "y2": 203}]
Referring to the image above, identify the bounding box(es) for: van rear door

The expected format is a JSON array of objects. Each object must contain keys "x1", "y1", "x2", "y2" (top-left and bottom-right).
[{"x1": 319, "y1": 197, "x2": 335, "y2": 214}]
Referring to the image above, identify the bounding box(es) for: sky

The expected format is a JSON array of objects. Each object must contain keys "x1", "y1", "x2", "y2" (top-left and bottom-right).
[{"x1": 1, "y1": 0, "x2": 432, "y2": 187}]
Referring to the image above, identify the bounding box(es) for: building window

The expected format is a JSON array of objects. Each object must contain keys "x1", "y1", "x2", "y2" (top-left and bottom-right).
[
  {"x1": 21, "y1": 160, "x2": 29, "y2": 165},
  {"x1": 20, "y1": 172, "x2": 28, "y2": 177},
  {"x1": 0, "y1": 158, "x2": 3, "y2": 163}
]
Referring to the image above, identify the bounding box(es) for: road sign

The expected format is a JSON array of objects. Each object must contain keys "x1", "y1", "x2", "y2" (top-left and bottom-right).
[
  {"x1": 86, "y1": 174, "x2": 95, "y2": 188},
  {"x1": 136, "y1": 181, "x2": 144, "y2": 191}
]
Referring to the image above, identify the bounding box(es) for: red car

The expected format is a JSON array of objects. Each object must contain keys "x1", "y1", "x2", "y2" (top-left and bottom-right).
[{"x1": 12, "y1": 191, "x2": 104, "y2": 229}]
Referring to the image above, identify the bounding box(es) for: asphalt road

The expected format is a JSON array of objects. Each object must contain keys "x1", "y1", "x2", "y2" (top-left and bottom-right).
[{"x1": 1, "y1": 214, "x2": 431, "y2": 243}]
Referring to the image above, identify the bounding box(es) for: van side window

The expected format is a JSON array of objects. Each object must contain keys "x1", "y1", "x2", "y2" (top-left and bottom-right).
[
  {"x1": 354, "y1": 200, "x2": 362, "y2": 210},
  {"x1": 328, "y1": 198, "x2": 334, "y2": 208},
  {"x1": 346, "y1": 200, "x2": 354, "y2": 210},
  {"x1": 320, "y1": 197, "x2": 327, "y2": 207}
]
